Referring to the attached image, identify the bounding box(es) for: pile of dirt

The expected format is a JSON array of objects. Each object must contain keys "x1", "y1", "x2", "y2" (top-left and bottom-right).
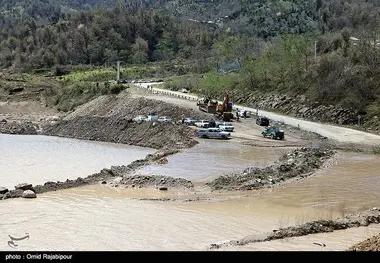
[
  {"x1": 210, "y1": 207, "x2": 380, "y2": 250},
  {"x1": 117, "y1": 175, "x2": 194, "y2": 189},
  {"x1": 347, "y1": 232, "x2": 380, "y2": 251},
  {"x1": 64, "y1": 91, "x2": 211, "y2": 121},
  {"x1": 207, "y1": 146, "x2": 336, "y2": 191},
  {"x1": 0, "y1": 119, "x2": 38, "y2": 135},
  {"x1": 42, "y1": 116, "x2": 198, "y2": 149},
  {"x1": 41, "y1": 92, "x2": 213, "y2": 149}
]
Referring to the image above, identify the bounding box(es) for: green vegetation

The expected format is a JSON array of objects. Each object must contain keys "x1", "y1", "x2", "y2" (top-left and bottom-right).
[
  {"x1": 1, "y1": 0, "x2": 380, "y2": 127},
  {"x1": 46, "y1": 81, "x2": 128, "y2": 112}
]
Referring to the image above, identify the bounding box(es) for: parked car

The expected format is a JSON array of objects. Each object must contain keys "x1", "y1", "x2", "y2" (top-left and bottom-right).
[
  {"x1": 238, "y1": 110, "x2": 251, "y2": 118},
  {"x1": 262, "y1": 126, "x2": 285, "y2": 140},
  {"x1": 197, "y1": 128, "x2": 231, "y2": 139},
  {"x1": 218, "y1": 122, "x2": 235, "y2": 132},
  {"x1": 157, "y1": 116, "x2": 172, "y2": 122},
  {"x1": 133, "y1": 115, "x2": 148, "y2": 123},
  {"x1": 256, "y1": 116, "x2": 270, "y2": 126},
  {"x1": 194, "y1": 120, "x2": 210, "y2": 128},
  {"x1": 183, "y1": 118, "x2": 197, "y2": 126},
  {"x1": 147, "y1": 112, "x2": 158, "y2": 121},
  {"x1": 181, "y1": 88, "x2": 189, "y2": 93}
]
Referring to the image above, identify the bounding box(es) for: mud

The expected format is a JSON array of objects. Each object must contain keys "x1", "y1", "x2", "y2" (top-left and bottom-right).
[
  {"x1": 207, "y1": 147, "x2": 336, "y2": 191},
  {"x1": 210, "y1": 207, "x2": 380, "y2": 250}
]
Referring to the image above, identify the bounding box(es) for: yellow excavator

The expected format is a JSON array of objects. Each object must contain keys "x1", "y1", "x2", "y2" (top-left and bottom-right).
[{"x1": 216, "y1": 93, "x2": 233, "y2": 121}]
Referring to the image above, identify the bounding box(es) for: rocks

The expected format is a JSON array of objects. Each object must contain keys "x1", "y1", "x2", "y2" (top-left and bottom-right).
[
  {"x1": 0, "y1": 183, "x2": 37, "y2": 200},
  {"x1": 9, "y1": 87, "x2": 24, "y2": 93},
  {"x1": 15, "y1": 183, "x2": 33, "y2": 191},
  {"x1": 22, "y1": 190, "x2": 36, "y2": 198},
  {"x1": 0, "y1": 120, "x2": 38, "y2": 135},
  {"x1": 348, "y1": 233, "x2": 380, "y2": 251},
  {"x1": 232, "y1": 93, "x2": 358, "y2": 126},
  {"x1": 207, "y1": 147, "x2": 336, "y2": 191},
  {"x1": 155, "y1": 158, "x2": 169, "y2": 164},
  {"x1": 120, "y1": 175, "x2": 194, "y2": 189},
  {"x1": 0, "y1": 187, "x2": 9, "y2": 194}
]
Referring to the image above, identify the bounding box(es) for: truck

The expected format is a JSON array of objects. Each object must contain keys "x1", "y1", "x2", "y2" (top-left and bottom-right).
[
  {"x1": 262, "y1": 126, "x2": 285, "y2": 140},
  {"x1": 197, "y1": 128, "x2": 231, "y2": 139}
]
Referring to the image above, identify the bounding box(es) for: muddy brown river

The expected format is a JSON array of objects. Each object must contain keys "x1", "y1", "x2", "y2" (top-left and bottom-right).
[{"x1": 1, "y1": 135, "x2": 380, "y2": 251}]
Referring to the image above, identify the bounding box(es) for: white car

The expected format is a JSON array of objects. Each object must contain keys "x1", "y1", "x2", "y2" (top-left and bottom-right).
[
  {"x1": 197, "y1": 128, "x2": 231, "y2": 139},
  {"x1": 133, "y1": 115, "x2": 147, "y2": 123},
  {"x1": 194, "y1": 120, "x2": 210, "y2": 128},
  {"x1": 157, "y1": 116, "x2": 172, "y2": 122},
  {"x1": 181, "y1": 88, "x2": 189, "y2": 93},
  {"x1": 218, "y1": 122, "x2": 234, "y2": 132}
]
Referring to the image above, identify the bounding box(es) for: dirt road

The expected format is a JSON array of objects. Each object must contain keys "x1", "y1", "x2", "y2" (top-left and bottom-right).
[
  {"x1": 137, "y1": 83, "x2": 380, "y2": 146},
  {"x1": 131, "y1": 84, "x2": 309, "y2": 147}
]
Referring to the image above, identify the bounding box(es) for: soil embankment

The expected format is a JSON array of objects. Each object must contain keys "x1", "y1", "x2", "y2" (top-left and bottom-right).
[
  {"x1": 43, "y1": 116, "x2": 198, "y2": 149},
  {"x1": 41, "y1": 91, "x2": 213, "y2": 149},
  {"x1": 210, "y1": 207, "x2": 380, "y2": 250},
  {"x1": 207, "y1": 147, "x2": 336, "y2": 191},
  {"x1": 347, "y1": 232, "x2": 380, "y2": 251}
]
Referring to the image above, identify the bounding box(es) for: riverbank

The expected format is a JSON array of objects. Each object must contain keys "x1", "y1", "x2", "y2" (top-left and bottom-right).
[
  {"x1": 207, "y1": 147, "x2": 336, "y2": 192},
  {"x1": 210, "y1": 207, "x2": 380, "y2": 250}
]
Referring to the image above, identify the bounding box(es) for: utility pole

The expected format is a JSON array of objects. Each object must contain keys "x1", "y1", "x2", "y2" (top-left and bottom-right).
[
  {"x1": 116, "y1": 61, "x2": 120, "y2": 82},
  {"x1": 314, "y1": 41, "x2": 318, "y2": 60}
]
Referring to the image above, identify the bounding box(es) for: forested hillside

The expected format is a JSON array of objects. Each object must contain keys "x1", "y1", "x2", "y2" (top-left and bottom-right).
[
  {"x1": 0, "y1": 0, "x2": 217, "y2": 70},
  {"x1": 1, "y1": 0, "x2": 380, "y2": 126}
]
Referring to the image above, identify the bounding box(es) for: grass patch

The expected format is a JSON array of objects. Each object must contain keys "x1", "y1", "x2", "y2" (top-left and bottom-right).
[
  {"x1": 61, "y1": 63, "x2": 182, "y2": 83},
  {"x1": 163, "y1": 74, "x2": 202, "y2": 92},
  {"x1": 50, "y1": 82, "x2": 129, "y2": 112},
  {"x1": 162, "y1": 71, "x2": 242, "y2": 97}
]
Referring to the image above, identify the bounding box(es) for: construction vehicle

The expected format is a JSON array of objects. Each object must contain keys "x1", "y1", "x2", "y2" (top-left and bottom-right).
[
  {"x1": 216, "y1": 93, "x2": 234, "y2": 121},
  {"x1": 198, "y1": 97, "x2": 218, "y2": 114}
]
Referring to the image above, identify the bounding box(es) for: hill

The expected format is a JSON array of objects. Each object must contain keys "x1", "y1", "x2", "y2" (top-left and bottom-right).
[{"x1": 1, "y1": 0, "x2": 380, "y2": 131}]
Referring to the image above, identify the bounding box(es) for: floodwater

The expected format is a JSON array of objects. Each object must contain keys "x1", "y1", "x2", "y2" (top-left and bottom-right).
[
  {"x1": 1, "y1": 134, "x2": 380, "y2": 251},
  {"x1": 0, "y1": 134, "x2": 154, "y2": 189},
  {"x1": 135, "y1": 140, "x2": 289, "y2": 181}
]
